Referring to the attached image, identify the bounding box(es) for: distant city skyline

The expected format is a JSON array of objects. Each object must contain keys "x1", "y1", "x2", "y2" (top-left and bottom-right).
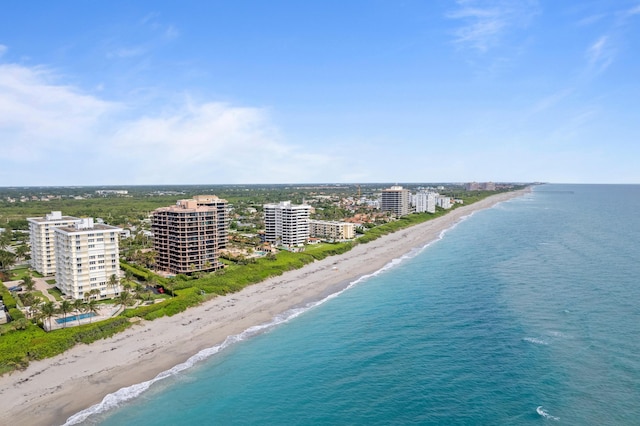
[{"x1": 1, "y1": 1, "x2": 639, "y2": 185}]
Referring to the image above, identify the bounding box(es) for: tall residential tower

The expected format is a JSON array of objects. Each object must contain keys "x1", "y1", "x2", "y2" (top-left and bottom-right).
[
  {"x1": 380, "y1": 186, "x2": 410, "y2": 217},
  {"x1": 263, "y1": 201, "x2": 311, "y2": 247},
  {"x1": 28, "y1": 211, "x2": 82, "y2": 276},
  {"x1": 152, "y1": 196, "x2": 228, "y2": 275},
  {"x1": 54, "y1": 218, "x2": 122, "y2": 300}
]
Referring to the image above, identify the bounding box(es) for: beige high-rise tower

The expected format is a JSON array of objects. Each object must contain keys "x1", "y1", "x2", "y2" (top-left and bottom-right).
[{"x1": 152, "y1": 196, "x2": 228, "y2": 275}]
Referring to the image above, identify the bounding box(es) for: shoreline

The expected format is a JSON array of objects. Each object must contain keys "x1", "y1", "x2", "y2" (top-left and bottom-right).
[{"x1": 0, "y1": 189, "x2": 530, "y2": 426}]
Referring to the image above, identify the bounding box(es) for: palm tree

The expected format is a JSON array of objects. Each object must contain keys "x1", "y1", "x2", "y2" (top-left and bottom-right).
[
  {"x1": 59, "y1": 300, "x2": 73, "y2": 328},
  {"x1": 21, "y1": 274, "x2": 35, "y2": 293},
  {"x1": 86, "y1": 299, "x2": 99, "y2": 323},
  {"x1": 117, "y1": 291, "x2": 134, "y2": 311},
  {"x1": 0, "y1": 249, "x2": 16, "y2": 273},
  {"x1": 108, "y1": 273, "x2": 120, "y2": 296},
  {"x1": 144, "y1": 250, "x2": 157, "y2": 269},
  {"x1": 73, "y1": 299, "x2": 85, "y2": 326},
  {"x1": 41, "y1": 301, "x2": 57, "y2": 331},
  {"x1": 166, "y1": 277, "x2": 177, "y2": 297},
  {"x1": 15, "y1": 243, "x2": 30, "y2": 263},
  {"x1": 0, "y1": 228, "x2": 11, "y2": 251},
  {"x1": 29, "y1": 300, "x2": 42, "y2": 324},
  {"x1": 21, "y1": 292, "x2": 36, "y2": 319}
]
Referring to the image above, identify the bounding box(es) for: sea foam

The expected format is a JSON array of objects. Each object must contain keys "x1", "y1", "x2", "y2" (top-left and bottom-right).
[
  {"x1": 523, "y1": 337, "x2": 548, "y2": 345},
  {"x1": 536, "y1": 405, "x2": 559, "y2": 421}
]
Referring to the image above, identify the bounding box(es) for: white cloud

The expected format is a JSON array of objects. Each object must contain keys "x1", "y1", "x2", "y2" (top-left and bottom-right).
[
  {"x1": 111, "y1": 101, "x2": 341, "y2": 184},
  {"x1": 0, "y1": 44, "x2": 7, "y2": 57},
  {"x1": 0, "y1": 64, "x2": 118, "y2": 162},
  {"x1": 165, "y1": 25, "x2": 180, "y2": 40},
  {"x1": 447, "y1": 0, "x2": 539, "y2": 52},
  {"x1": 107, "y1": 46, "x2": 146, "y2": 59},
  {"x1": 0, "y1": 62, "x2": 346, "y2": 185},
  {"x1": 586, "y1": 35, "x2": 614, "y2": 73},
  {"x1": 624, "y1": 4, "x2": 640, "y2": 17}
]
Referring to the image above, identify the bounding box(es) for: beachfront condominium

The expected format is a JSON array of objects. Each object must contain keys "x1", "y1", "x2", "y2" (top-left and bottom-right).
[
  {"x1": 28, "y1": 211, "x2": 82, "y2": 276},
  {"x1": 264, "y1": 201, "x2": 311, "y2": 247},
  {"x1": 152, "y1": 196, "x2": 228, "y2": 275},
  {"x1": 381, "y1": 186, "x2": 410, "y2": 217},
  {"x1": 413, "y1": 191, "x2": 437, "y2": 214},
  {"x1": 309, "y1": 220, "x2": 356, "y2": 241},
  {"x1": 436, "y1": 195, "x2": 452, "y2": 210},
  {"x1": 54, "y1": 218, "x2": 122, "y2": 300}
]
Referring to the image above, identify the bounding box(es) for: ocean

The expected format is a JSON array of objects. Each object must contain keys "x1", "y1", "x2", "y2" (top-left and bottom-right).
[{"x1": 69, "y1": 184, "x2": 640, "y2": 425}]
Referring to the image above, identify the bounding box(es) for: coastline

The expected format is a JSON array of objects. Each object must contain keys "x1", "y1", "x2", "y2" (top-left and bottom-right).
[{"x1": 0, "y1": 189, "x2": 530, "y2": 426}]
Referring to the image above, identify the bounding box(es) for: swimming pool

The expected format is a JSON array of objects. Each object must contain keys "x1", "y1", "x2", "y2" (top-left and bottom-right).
[{"x1": 55, "y1": 312, "x2": 97, "y2": 324}]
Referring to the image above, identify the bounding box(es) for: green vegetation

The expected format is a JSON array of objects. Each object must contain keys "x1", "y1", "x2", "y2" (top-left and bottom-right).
[
  {"x1": 357, "y1": 209, "x2": 449, "y2": 244},
  {"x1": 46, "y1": 287, "x2": 63, "y2": 301},
  {"x1": 0, "y1": 318, "x2": 131, "y2": 375}
]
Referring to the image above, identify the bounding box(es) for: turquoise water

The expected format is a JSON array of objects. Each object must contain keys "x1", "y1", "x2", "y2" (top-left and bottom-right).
[
  {"x1": 55, "y1": 312, "x2": 96, "y2": 324},
  {"x1": 69, "y1": 185, "x2": 640, "y2": 425}
]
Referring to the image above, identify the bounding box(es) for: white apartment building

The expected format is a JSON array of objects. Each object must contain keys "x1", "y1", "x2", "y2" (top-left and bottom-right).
[
  {"x1": 28, "y1": 211, "x2": 82, "y2": 276},
  {"x1": 381, "y1": 186, "x2": 410, "y2": 216},
  {"x1": 436, "y1": 196, "x2": 452, "y2": 210},
  {"x1": 264, "y1": 201, "x2": 311, "y2": 247},
  {"x1": 54, "y1": 218, "x2": 122, "y2": 300},
  {"x1": 413, "y1": 191, "x2": 437, "y2": 214},
  {"x1": 309, "y1": 220, "x2": 356, "y2": 241}
]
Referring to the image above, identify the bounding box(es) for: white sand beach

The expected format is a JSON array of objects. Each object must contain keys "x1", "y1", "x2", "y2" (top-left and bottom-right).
[{"x1": 0, "y1": 189, "x2": 529, "y2": 426}]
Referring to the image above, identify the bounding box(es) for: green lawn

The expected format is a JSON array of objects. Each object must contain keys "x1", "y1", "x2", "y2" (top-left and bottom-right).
[
  {"x1": 8, "y1": 267, "x2": 31, "y2": 282},
  {"x1": 46, "y1": 287, "x2": 63, "y2": 302}
]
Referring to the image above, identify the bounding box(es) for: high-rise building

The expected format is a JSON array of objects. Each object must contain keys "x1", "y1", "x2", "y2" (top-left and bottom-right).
[
  {"x1": 413, "y1": 191, "x2": 437, "y2": 214},
  {"x1": 263, "y1": 201, "x2": 311, "y2": 246},
  {"x1": 436, "y1": 195, "x2": 452, "y2": 210},
  {"x1": 152, "y1": 196, "x2": 228, "y2": 275},
  {"x1": 380, "y1": 186, "x2": 410, "y2": 216},
  {"x1": 54, "y1": 218, "x2": 122, "y2": 300},
  {"x1": 28, "y1": 211, "x2": 82, "y2": 276}
]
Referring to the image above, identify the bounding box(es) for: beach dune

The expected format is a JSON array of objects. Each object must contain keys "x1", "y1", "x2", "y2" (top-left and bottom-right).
[{"x1": 0, "y1": 189, "x2": 528, "y2": 426}]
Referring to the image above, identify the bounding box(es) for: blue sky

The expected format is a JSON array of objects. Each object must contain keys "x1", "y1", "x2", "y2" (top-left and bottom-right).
[{"x1": 1, "y1": 1, "x2": 639, "y2": 185}]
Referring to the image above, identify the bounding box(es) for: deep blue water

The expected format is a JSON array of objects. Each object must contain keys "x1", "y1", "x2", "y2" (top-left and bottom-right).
[{"x1": 69, "y1": 185, "x2": 640, "y2": 425}]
